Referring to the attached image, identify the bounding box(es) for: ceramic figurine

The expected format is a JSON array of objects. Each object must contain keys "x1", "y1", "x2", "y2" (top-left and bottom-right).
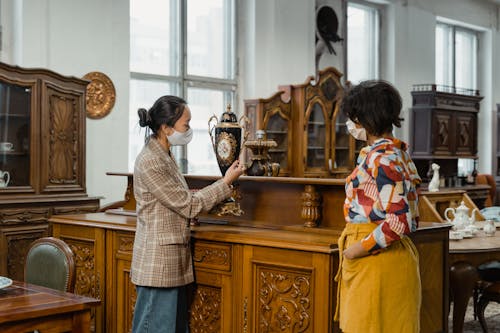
[{"x1": 428, "y1": 163, "x2": 440, "y2": 192}]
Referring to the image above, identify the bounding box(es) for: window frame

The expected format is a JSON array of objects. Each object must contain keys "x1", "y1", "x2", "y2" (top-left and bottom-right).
[
  {"x1": 346, "y1": 0, "x2": 381, "y2": 83},
  {"x1": 435, "y1": 21, "x2": 479, "y2": 90},
  {"x1": 129, "y1": 0, "x2": 239, "y2": 173}
]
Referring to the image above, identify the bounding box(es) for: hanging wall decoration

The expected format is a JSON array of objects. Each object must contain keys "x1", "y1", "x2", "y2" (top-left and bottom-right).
[{"x1": 82, "y1": 71, "x2": 116, "y2": 119}]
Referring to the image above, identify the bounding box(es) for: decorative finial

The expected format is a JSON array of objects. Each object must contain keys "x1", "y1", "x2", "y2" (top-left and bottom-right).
[{"x1": 226, "y1": 103, "x2": 232, "y2": 113}]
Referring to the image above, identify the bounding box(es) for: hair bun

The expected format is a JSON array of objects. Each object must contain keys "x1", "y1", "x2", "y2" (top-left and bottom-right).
[{"x1": 138, "y1": 108, "x2": 151, "y2": 127}]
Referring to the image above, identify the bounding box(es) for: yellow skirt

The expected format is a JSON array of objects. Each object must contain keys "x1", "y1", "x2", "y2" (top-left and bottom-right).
[{"x1": 334, "y1": 223, "x2": 421, "y2": 333}]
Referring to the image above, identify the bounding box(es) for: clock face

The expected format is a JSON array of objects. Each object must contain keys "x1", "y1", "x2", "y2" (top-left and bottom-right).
[{"x1": 217, "y1": 139, "x2": 232, "y2": 160}]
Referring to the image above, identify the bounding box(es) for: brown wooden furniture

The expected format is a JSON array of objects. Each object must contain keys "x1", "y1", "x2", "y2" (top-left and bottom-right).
[
  {"x1": 0, "y1": 280, "x2": 100, "y2": 333},
  {"x1": 476, "y1": 173, "x2": 497, "y2": 207},
  {"x1": 475, "y1": 261, "x2": 500, "y2": 333},
  {"x1": 24, "y1": 237, "x2": 76, "y2": 293},
  {"x1": 418, "y1": 189, "x2": 486, "y2": 223},
  {"x1": 410, "y1": 84, "x2": 483, "y2": 181},
  {"x1": 244, "y1": 67, "x2": 363, "y2": 178},
  {"x1": 0, "y1": 62, "x2": 100, "y2": 283},
  {"x1": 494, "y1": 105, "x2": 500, "y2": 205},
  {"x1": 449, "y1": 228, "x2": 500, "y2": 333},
  {"x1": 50, "y1": 175, "x2": 451, "y2": 333}
]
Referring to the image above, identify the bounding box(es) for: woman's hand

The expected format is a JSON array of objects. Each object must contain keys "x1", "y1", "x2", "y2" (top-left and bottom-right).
[
  {"x1": 223, "y1": 160, "x2": 244, "y2": 186},
  {"x1": 343, "y1": 241, "x2": 369, "y2": 260}
]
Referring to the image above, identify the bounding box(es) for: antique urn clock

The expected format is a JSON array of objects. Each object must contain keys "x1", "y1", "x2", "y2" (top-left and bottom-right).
[{"x1": 208, "y1": 104, "x2": 248, "y2": 216}]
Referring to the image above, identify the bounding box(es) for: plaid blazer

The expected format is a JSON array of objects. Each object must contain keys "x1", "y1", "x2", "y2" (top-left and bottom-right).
[{"x1": 131, "y1": 138, "x2": 231, "y2": 287}]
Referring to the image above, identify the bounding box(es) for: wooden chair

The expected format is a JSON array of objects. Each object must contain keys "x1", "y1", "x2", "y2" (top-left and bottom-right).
[
  {"x1": 473, "y1": 260, "x2": 500, "y2": 333},
  {"x1": 476, "y1": 174, "x2": 497, "y2": 207},
  {"x1": 24, "y1": 237, "x2": 76, "y2": 293}
]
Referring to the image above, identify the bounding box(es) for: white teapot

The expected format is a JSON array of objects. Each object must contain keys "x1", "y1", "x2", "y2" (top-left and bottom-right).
[
  {"x1": 444, "y1": 201, "x2": 478, "y2": 230},
  {"x1": 0, "y1": 170, "x2": 10, "y2": 188}
]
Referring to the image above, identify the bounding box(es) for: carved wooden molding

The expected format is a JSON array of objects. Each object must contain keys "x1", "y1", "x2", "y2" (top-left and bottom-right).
[
  {"x1": 48, "y1": 93, "x2": 78, "y2": 184},
  {"x1": 301, "y1": 185, "x2": 321, "y2": 227},
  {"x1": 189, "y1": 285, "x2": 222, "y2": 333},
  {"x1": 118, "y1": 235, "x2": 134, "y2": 252},
  {"x1": 258, "y1": 267, "x2": 312, "y2": 332},
  {"x1": 53, "y1": 205, "x2": 99, "y2": 215},
  {"x1": 193, "y1": 242, "x2": 231, "y2": 271},
  {"x1": 0, "y1": 208, "x2": 50, "y2": 224}
]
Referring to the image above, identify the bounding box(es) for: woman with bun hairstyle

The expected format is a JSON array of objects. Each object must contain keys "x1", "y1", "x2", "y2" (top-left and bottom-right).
[
  {"x1": 334, "y1": 81, "x2": 422, "y2": 332},
  {"x1": 131, "y1": 95, "x2": 243, "y2": 333}
]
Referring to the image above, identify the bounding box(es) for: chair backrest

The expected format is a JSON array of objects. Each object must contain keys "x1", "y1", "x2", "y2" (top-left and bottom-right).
[
  {"x1": 24, "y1": 237, "x2": 76, "y2": 293},
  {"x1": 476, "y1": 173, "x2": 497, "y2": 207}
]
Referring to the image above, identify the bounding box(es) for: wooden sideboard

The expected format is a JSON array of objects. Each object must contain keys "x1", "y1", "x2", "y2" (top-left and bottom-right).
[
  {"x1": 50, "y1": 175, "x2": 450, "y2": 333},
  {"x1": 0, "y1": 62, "x2": 100, "y2": 282}
]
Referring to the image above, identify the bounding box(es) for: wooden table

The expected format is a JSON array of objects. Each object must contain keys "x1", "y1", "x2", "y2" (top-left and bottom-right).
[
  {"x1": 0, "y1": 280, "x2": 100, "y2": 333},
  {"x1": 449, "y1": 228, "x2": 500, "y2": 333}
]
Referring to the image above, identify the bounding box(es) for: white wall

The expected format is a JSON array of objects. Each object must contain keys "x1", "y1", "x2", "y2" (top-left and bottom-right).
[
  {"x1": 1, "y1": 0, "x2": 499, "y2": 204},
  {"x1": 2, "y1": 0, "x2": 130, "y2": 205}
]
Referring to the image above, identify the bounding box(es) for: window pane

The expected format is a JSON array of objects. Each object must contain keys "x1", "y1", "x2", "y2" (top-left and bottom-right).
[
  {"x1": 455, "y1": 29, "x2": 477, "y2": 90},
  {"x1": 130, "y1": 0, "x2": 180, "y2": 75},
  {"x1": 186, "y1": 87, "x2": 235, "y2": 175},
  {"x1": 435, "y1": 24, "x2": 453, "y2": 87},
  {"x1": 347, "y1": 3, "x2": 379, "y2": 83},
  {"x1": 187, "y1": 0, "x2": 235, "y2": 79},
  {"x1": 129, "y1": 79, "x2": 180, "y2": 170}
]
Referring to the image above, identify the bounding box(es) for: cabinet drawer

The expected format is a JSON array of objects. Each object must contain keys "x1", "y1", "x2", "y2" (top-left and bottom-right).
[
  {"x1": 193, "y1": 241, "x2": 232, "y2": 272},
  {"x1": 0, "y1": 207, "x2": 50, "y2": 224}
]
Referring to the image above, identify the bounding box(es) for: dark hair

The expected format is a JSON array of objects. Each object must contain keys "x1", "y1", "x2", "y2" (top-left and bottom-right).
[
  {"x1": 138, "y1": 95, "x2": 187, "y2": 138},
  {"x1": 341, "y1": 80, "x2": 403, "y2": 136}
]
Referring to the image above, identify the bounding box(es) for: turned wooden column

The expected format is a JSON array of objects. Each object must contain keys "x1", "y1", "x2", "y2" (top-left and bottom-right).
[{"x1": 301, "y1": 185, "x2": 321, "y2": 227}]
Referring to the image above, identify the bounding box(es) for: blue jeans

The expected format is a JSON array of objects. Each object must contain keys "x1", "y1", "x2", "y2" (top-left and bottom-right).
[{"x1": 132, "y1": 285, "x2": 189, "y2": 333}]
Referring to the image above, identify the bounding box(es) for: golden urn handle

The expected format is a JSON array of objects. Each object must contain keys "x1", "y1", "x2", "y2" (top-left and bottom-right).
[{"x1": 208, "y1": 114, "x2": 219, "y2": 151}]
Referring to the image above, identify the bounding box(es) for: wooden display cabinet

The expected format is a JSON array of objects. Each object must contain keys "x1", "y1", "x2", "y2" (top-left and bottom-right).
[
  {"x1": 244, "y1": 67, "x2": 363, "y2": 178},
  {"x1": 410, "y1": 84, "x2": 483, "y2": 182},
  {"x1": 0, "y1": 62, "x2": 100, "y2": 281}
]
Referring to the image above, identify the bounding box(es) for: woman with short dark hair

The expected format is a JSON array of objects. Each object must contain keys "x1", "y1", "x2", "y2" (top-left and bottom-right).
[{"x1": 334, "y1": 80, "x2": 422, "y2": 332}]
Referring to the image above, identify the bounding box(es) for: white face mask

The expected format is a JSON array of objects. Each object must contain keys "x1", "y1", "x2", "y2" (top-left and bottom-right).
[
  {"x1": 167, "y1": 128, "x2": 193, "y2": 146},
  {"x1": 346, "y1": 119, "x2": 367, "y2": 141}
]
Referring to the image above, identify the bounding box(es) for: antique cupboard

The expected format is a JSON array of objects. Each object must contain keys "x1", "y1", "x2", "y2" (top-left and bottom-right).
[
  {"x1": 244, "y1": 67, "x2": 363, "y2": 178},
  {"x1": 0, "y1": 62, "x2": 100, "y2": 282},
  {"x1": 50, "y1": 175, "x2": 450, "y2": 333}
]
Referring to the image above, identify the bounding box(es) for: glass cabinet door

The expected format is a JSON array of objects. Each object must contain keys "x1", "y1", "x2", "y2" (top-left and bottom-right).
[
  {"x1": 0, "y1": 82, "x2": 31, "y2": 189},
  {"x1": 266, "y1": 113, "x2": 289, "y2": 170},
  {"x1": 334, "y1": 111, "x2": 350, "y2": 169},
  {"x1": 306, "y1": 103, "x2": 326, "y2": 169}
]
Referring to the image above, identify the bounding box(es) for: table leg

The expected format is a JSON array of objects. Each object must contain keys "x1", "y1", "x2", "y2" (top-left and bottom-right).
[{"x1": 449, "y1": 262, "x2": 479, "y2": 333}]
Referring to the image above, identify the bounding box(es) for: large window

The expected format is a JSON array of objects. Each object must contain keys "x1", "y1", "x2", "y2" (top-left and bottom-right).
[
  {"x1": 347, "y1": 2, "x2": 379, "y2": 83},
  {"x1": 129, "y1": 0, "x2": 237, "y2": 174},
  {"x1": 435, "y1": 21, "x2": 479, "y2": 177},
  {"x1": 435, "y1": 22, "x2": 478, "y2": 90}
]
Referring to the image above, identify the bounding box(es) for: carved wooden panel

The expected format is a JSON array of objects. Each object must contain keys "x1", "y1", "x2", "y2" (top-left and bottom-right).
[
  {"x1": 190, "y1": 284, "x2": 222, "y2": 333},
  {"x1": 256, "y1": 265, "x2": 312, "y2": 333},
  {"x1": 54, "y1": 226, "x2": 105, "y2": 333},
  {"x1": 0, "y1": 207, "x2": 50, "y2": 224},
  {"x1": 0, "y1": 224, "x2": 48, "y2": 280},
  {"x1": 455, "y1": 113, "x2": 476, "y2": 156},
  {"x1": 40, "y1": 82, "x2": 85, "y2": 193},
  {"x1": 53, "y1": 204, "x2": 99, "y2": 215},
  {"x1": 193, "y1": 241, "x2": 232, "y2": 272},
  {"x1": 433, "y1": 112, "x2": 452, "y2": 155},
  {"x1": 116, "y1": 258, "x2": 136, "y2": 333}
]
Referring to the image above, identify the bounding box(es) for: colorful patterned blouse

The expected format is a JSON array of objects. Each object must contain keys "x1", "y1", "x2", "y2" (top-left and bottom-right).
[{"x1": 344, "y1": 137, "x2": 422, "y2": 254}]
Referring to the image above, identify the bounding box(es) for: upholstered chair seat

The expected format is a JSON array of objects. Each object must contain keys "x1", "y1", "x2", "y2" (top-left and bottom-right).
[{"x1": 24, "y1": 237, "x2": 76, "y2": 293}]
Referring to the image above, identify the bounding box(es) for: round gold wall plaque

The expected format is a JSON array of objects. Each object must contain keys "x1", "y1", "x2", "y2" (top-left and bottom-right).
[{"x1": 83, "y1": 71, "x2": 116, "y2": 119}]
